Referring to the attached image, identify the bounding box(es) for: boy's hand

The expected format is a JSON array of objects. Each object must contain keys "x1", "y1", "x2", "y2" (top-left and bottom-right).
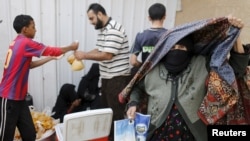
[{"x1": 71, "y1": 40, "x2": 79, "y2": 50}]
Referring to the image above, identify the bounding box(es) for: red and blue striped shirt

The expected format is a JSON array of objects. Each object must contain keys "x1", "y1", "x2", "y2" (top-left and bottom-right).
[{"x1": 0, "y1": 34, "x2": 62, "y2": 100}]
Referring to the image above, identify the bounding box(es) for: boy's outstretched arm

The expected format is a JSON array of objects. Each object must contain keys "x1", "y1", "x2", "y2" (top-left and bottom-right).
[{"x1": 30, "y1": 55, "x2": 63, "y2": 69}]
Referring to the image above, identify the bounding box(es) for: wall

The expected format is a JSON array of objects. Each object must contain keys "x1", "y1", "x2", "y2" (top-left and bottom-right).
[
  {"x1": 175, "y1": 0, "x2": 250, "y2": 44},
  {"x1": 0, "y1": 0, "x2": 178, "y2": 111}
]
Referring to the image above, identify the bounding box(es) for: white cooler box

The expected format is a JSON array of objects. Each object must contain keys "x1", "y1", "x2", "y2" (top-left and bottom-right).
[{"x1": 55, "y1": 108, "x2": 113, "y2": 141}]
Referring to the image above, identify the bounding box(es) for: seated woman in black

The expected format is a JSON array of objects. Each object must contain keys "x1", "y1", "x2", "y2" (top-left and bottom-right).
[{"x1": 51, "y1": 83, "x2": 80, "y2": 122}]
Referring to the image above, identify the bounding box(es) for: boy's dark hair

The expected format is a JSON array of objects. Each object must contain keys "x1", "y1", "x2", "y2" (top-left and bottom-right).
[
  {"x1": 13, "y1": 14, "x2": 33, "y2": 33},
  {"x1": 87, "y1": 3, "x2": 106, "y2": 15},
  {"x1": 148, "y1": 3, "x2": 166, "y2": 20}
]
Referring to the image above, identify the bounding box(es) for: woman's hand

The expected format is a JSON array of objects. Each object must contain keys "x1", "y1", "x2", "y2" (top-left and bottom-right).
[
  {"x1": 126, "y1": 106, "x2": 137, "y2": 120},
  {"x1": 227, "y1": 15, "x2": 244, "y2": 29},
  {"x1": 72, "y1": 99, "x2": 81, "y2": 107},
  {"x1": 227, "y1": 15, "x2": 245, "y2": 53}
]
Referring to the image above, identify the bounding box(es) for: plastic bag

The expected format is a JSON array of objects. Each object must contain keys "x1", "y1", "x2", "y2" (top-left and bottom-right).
[
  {"x1": 114, "y1": 119, "x2": 136, "y2": 141},
  {"x1": 134, "y1": 112, "x2": 151, "y2": 141}
]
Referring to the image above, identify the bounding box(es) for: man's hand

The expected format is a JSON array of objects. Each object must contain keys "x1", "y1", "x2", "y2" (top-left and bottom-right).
[{"x1": 74, "y1": 51, "x2": 86, "y2": 60}]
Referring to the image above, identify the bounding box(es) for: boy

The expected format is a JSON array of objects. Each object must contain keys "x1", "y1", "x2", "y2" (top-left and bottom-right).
[
  {"x1": 130, "y1": 3, "x2": 167, "y2": 67},
  {"x1": 0, "y1": 14, "x2": 78, "y2": 141}
]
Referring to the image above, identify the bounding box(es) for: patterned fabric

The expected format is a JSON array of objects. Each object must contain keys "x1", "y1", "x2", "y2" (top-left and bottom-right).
[
  {"x1": 150, "y1": 105, "x2": 195, "y2": 141},
  {"x1": 205, "y1": 67, "x2": 250, "y2": 125},
  {"x1": 238, "y1": 67, "x2": 250, "y2": 124},
  {"x1": 198, "y1": 71, "x2": 239, "y2": 124},
  {"x1": 118, "y1": 16, "x2": 243, "y2": 125},
  {"x1": 199, "y1": 66, "x2": 250, "y2": 125}
]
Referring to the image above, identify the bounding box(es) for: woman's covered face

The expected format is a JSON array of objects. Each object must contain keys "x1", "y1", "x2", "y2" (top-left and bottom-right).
[{"x1": 163, "y1": 36, "x2": 193, "y2": 74}]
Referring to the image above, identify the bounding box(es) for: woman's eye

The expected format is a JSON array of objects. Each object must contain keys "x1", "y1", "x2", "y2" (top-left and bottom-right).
[{"x1": 179, "y1": 45, "x2": 186, "y2": 49}]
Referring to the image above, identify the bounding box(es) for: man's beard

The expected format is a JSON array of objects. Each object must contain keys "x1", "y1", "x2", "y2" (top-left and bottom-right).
[{"x1": 95, "y1": 17, "x2": 103, "y2": 29}]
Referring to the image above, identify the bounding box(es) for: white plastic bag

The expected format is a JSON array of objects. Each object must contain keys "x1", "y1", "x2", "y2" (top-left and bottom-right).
[{"x1": 114, "y1": 119, "x2": 136, "y2": 141}]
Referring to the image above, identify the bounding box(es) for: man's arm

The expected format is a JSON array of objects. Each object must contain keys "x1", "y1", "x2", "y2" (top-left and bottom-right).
[{"x1": 74, "y1": 49, "x2": 113, "y2": 61}]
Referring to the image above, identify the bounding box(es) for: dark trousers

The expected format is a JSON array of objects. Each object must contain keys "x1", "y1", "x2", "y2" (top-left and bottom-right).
[
  {"x1": 0, "y1": 98, "x2": 36, "y2": 141},
  {"x1": 101, "y1": 75, "x2": 132, "y2": 141}
]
